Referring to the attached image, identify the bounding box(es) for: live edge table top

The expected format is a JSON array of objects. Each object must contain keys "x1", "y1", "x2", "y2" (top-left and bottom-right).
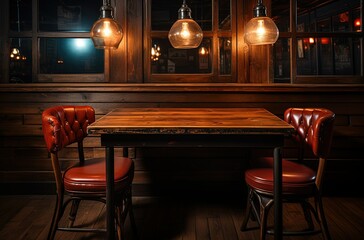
[{"x1": 87, "y1": 107, "x2": 294, "y2": 135}]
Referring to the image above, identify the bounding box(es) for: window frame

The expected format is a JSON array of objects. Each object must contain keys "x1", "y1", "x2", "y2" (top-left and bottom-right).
[
  {"x1": 5, "y1": 0, "x2": 107, "y2": 84},
  {"x1": 143, "y1": 0, "x2": 237, "y2": 83},
  {"x1": 275, "y1": 0, "x2": 363, "y2": 84}
]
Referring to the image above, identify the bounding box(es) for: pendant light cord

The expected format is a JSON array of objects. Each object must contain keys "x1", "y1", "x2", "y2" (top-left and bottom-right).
[{"x1": 17, "y1": 0, "x2": 21, "y2": 47}]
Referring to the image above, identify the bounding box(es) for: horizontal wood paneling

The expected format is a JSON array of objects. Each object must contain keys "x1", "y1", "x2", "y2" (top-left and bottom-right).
[{"x1": 0, "y1": 84, "x2": 364, "y2": 196}]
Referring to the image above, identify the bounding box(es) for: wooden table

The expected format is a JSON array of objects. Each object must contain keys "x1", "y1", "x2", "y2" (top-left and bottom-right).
[{"x1": 88, "y1": 108, "x2": 295, "y2": 240}]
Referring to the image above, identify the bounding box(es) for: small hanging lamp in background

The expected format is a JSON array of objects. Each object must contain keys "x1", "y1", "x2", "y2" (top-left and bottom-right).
[
  {"x1": 151, "y1": 44, "x2": 161, "y2": 61},
  {"x1": 244, "y1": 0, "x2": 279, "y2": 45},
  {"x1": 199, "y1": 46, "x2": 208, "y2": 55},
  {"x1": 90, "y1": 0, "x2": 123, "y2": 49},
  {"x1": 168, "y1": 0, "x2": 203, "y2": 49}
]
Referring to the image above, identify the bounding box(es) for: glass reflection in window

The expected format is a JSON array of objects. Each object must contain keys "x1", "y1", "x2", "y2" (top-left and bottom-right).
[
  {"x1": 9, "y1": 38, "x2": 32, "y2": 83},
  {"x1": 296, "y1": 37, "x2": 361, "y2": 75},
  {"x1": 39, "y1": 38, "x2": 104, "y2": 74},
  {"x1": 219, "y1": 38, "x2": 231, "y2": 75},
  {"x1": 10, "y1": 0, "x2": 32, "y2": 31},
  {"x1": 151, "y1": 38, "x2": 212, "y2": 74},
  {"x1": 39, "y1": 0, "x2": 101, "y2": 32},
  {"x1": 297, "y1": 0, "x2": 360, "y2": 33},
  {"x1": 273, "y1": 38, "x2": 290, "y2": 83},
  {"x1": 219, "y1": 0, "x2": 231, "y2": 30},
  {"x1": 151, "y1": 0, "x2": 212, "y2": 31},
  {"x1": 272, "y1": 0, "x2": 289, "y2": 32}
]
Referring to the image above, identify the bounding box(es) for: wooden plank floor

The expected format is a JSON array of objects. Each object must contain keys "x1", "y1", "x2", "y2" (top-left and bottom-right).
[{"x1": 0, "y1": 195, "x2": 364, "y2": 240}]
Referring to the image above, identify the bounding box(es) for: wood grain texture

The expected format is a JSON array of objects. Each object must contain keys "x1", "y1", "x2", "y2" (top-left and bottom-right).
[
  {"x1": 88, "y1": 108, "x2": 294, "y2": 135},
  {"x1": 1, "y1": 195, "x2": 364, "y2": 240},
  {"x1": 0, "y1": 84, "x2": 364, "y2": 196}
]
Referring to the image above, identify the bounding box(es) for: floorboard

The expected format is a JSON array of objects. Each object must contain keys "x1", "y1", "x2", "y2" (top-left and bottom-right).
[{"x1": 0, "y1": 195, "x2": 364, "y2": 240}]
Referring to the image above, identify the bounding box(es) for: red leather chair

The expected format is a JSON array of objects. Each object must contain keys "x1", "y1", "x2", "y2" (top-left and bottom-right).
[
  {"x1": 241, "y1": 108, "x2": 335, "y2": 240},
  {"x1": 42, "y1": 106, "x2": 137, "y2": 240}
]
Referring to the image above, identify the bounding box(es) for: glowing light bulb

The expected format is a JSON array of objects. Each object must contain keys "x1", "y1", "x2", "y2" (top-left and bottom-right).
[
  {"x1": 151, "y1": 44, "x2": 161, "y2": 61},
  {"x1": 354, "y1": 18, "x2": 361, "y2": 27},
  {"x1": 244, "y1": 1, "x2": 279, "y2": 45},
  {"x1": 256, "y1": 20, "x2": 266, "y2": 39},
  {"x1": 199, "y1": 46, "x2": 208, "y2": 55},
  {"x1": 90, "y1": 3, "x2": 123, "y2": 49},
  {"x1": 180, "y1": 22, "x2": 191, "y2": 39},
  {"x1": 168, "y1": 1, "x2": 203, "y2": 49},
  {"x1": 12, "y1": 48, "x2": 20, "y2": 55},
  {"x1": 101, "y1": 21, "x2": 112, "y2": 37}
]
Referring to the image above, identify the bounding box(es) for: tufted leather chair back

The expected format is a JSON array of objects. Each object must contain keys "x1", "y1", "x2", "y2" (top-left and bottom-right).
[
  {"x1": 284, "y1": 108, "x2": 335, "y2": 158},
  {"x1": 42, "y1": 106, "x2": 95, "y2": 153}
]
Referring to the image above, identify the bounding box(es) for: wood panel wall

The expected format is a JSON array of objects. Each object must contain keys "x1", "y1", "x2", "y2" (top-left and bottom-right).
[{"x1": 1, "y1": 84, "x2": 364, "y2": 196}]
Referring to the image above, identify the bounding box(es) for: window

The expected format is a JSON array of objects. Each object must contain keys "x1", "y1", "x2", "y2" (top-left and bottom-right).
[
  {"x1": 7, "y1": 0, "x2": 105, "y2": 83},
  {"x1": 272, "y1": 0, "x2": 363, "y2": 84},
  {"x1": 146, "y1": 0, "x2": 236, "y2": 83}
]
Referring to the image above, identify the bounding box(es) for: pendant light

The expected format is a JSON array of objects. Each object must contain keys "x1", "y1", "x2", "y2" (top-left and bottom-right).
[
  {"x1": 244, "y1": 0, "x2": 279, "y2": 45},
  {"x1": 168, "y1": 0, "x2": 203, "y2": 49},
  {"x1": 90, "y1": 0, "x2": 123, "y2": 49}
]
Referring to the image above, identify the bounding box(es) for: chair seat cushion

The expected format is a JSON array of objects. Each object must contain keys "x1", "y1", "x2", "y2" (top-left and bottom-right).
[
  {"x1": 245, "y1": 158, "x2": 316, "y2": 195},
  {"x1": 64, "y1": 157, "x2": 133, "y2": 194}
]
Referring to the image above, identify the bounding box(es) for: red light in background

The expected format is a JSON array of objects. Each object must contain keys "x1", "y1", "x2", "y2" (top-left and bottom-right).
[
  {"x1": 309, "y1": 38, "x2": 315, "y2": 44},
  {"x1": 321, "y1": 38, "x2": 330, "y2": 45},
  {"x1": 354, "y1": 18, "x2": 361, "y2": 27}
]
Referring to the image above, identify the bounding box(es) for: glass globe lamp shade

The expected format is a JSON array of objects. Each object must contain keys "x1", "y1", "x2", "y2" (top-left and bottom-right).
[
  {"x1": 168, "y1": 19, "x2": 203, "y2": 49},
  {"x1": 91, "y1": 18, "x2": 123, "y2": 49},
  {"x1": 244, "y1": 16, "x2": 279, "y2": 45},
  {"x1": 168, "y1": 1, "x2": 203, "y2": 49}
]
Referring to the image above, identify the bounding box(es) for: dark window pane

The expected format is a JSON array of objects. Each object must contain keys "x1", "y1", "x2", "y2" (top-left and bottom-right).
[
  {"x1": 333, "y1": 11, "x2": 350, "y2": 32},
  {"x1": 272, "y1": 0, "x2": 290, "y2": 32},
  {"x1": 296, "y1": 37, "x2": 361, "y2": 75},
  {"x1": 318, "y1": 38, "x2": 334, "y2": 74},
  {"x1": 333, "y1": 38, "x2": 354, "y2": 74},
  {"x1": 219, "y1": 38, "x2": 231, "y2": 75},
  {"x1": 273, "y1": 38, "x2": 290, "y2": 83},
  {"x1": 151, "y1": 0, "x2": 212, "y2": 31},
  {"x1": 219, "y1": 0, "x2": 230, "y2": 30},
  {"x1": 151, "y1": 38, "x2": 212, "y2": 74},
  {"x1": 9, "y1": 38, "x2": 32, "y2": 83},
  {"x1": 317, "y1": 18, "x2": 331, "y2": 32},
  {"x1": 297, "y1": 0, "x2": 360, "y2": 33},
  {"x1": 39, "y1": 0, "x2": 102, "y2": 32},
  {"x1": 39, "y1": 38, "x2": 104, "y2": 74},
  {"x1": 297, "y1": 38, "x2": 317, "y2": 75},
  {"x1": 10, "y1": 0, "x2": 32, "y2": 31}
]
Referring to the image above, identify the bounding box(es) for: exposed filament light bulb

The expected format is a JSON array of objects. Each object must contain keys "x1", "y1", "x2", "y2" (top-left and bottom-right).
[
  {"x1": 90, "y1": 1, "x2": 123, "y2": 49},
  {"x1": 244, "y1": 0, "x2": 279, "y2": 45},
  {"x1": 168, "y1": 0, "x2": 203, "y2": 49},
  {"x1": 180, "y1": 22, "x2": 191, "y2": 39}
]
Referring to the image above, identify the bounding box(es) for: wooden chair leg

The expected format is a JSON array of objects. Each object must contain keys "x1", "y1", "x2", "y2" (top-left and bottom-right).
[
  {"x1": 47, "y1": 194, "x2": 64, "y2": 240},
  {"x1": 316, "y1": 196, "x2": 331, "y2": 240}
]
